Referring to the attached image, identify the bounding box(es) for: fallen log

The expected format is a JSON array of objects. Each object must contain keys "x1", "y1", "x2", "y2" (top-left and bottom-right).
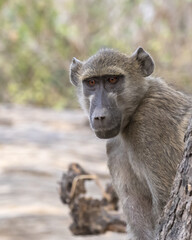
[{"x1": 59, "y1": 163, "x2": 126, "y2": 235}]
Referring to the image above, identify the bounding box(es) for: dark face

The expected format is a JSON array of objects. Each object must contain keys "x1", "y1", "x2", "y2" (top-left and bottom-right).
[{"x1": 82, "y1": 75, "x2": 124, "y2": 139}]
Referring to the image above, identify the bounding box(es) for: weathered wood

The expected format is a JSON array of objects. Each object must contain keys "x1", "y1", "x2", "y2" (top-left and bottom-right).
[
  {"x1": 59, "y1": 163, "x2": 126, "y2": 235},
  {"x1": 157, "y1": 117, "x2": 192, "y2": 240},
  {"x1": 70, "y1": 197, "x2": 126, "y2": 235},
  {"x1": 59, "y1": 163, "x2": 88, "y2": 204}
]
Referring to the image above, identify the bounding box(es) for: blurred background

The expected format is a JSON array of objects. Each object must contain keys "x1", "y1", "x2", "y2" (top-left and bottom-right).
[{"x1": 0, "y1": 0, "x2": 192, "y2": 240}]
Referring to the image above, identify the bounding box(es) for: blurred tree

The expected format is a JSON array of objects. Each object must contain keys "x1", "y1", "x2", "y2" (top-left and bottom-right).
[
  {"x1": 0, "y1": 0, "x2": 191, "y2": 108},
  {"x1": 0, "y1": 0, "x2": 77, "y2": 108}
]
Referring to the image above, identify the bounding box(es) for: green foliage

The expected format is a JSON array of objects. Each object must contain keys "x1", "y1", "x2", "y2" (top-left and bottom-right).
[
  {"x1": 0, "y1": 0, "x2": 192, "y2": 108},
  {"x1": 0, "y1": 0, "x2": 76, "y2": 108}
]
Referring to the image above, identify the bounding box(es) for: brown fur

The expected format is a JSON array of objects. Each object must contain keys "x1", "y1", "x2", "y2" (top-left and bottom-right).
[{"x1": 70, "y1": 48, "x2": 192, "y2": 240}]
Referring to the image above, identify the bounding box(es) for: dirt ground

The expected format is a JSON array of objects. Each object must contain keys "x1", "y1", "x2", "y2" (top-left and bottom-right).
[{"x1": 0, "y1": 104, "x2": 126, "y2": 240}]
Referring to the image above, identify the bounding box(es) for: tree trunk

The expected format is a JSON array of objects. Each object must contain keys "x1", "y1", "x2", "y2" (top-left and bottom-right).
[{"x1": 157, "y1": 117, "x2": 192, "y2": 240}]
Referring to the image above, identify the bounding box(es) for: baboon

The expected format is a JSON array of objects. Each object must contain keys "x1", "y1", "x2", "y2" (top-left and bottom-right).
[{"x1": 69, "y1": 47, "x2": 192, "y2": 240}]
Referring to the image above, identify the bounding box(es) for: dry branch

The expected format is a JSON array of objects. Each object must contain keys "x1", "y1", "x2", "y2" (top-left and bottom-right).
[{"x1": 59, "y1": 163, "x2": 126, "y2": 235}]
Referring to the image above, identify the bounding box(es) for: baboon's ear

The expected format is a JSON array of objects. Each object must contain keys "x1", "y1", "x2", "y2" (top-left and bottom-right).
[
  {"x1": 131, "y1": 47, "x2": 154, "y2": 77},
  {"x1": 70, "y1": 57, "x2": 83, "y2": 86}
]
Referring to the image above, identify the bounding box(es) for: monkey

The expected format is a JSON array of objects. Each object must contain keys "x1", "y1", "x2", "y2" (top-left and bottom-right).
[{"x1": 69, "y1": 47, "x2": 192, "y2": 240}]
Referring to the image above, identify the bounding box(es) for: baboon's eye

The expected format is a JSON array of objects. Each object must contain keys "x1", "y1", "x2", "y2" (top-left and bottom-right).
[
  {"x1": 88, "y1": 79, "x2": 96, "y2": 86},
  {"x1": 108, "y1": 76, "x2": 118, "y2": 84}
]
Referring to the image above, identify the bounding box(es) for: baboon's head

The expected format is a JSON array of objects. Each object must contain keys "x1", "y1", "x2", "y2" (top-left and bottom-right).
[{"x1": 70, "y1": 47, "x2": 154, "y2": 139}]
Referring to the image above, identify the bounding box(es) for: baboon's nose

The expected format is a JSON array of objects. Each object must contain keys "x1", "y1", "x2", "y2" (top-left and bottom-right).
[
  {"x1": 92, "y1": 108, "x2": 108, "y2": 129},
  {"x1": 93, "y1": 115, "x2": 106, "y2": 129},
  {"x1": 92, "y1": 108, "x2": 107, "y2": 122},
  {"x1": 94, "y1": 116, "x2": 106, "y2": 121}
]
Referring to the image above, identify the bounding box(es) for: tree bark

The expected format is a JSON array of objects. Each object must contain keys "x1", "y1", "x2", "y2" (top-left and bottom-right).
[{"x1": 157, "y1": 117, "x2": 192, "y2": 240}]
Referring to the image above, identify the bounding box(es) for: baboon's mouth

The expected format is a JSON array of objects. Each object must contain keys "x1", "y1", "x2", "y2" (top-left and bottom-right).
[{"x1": 94, "y1": 125, "x2": 120, "y2": 139}]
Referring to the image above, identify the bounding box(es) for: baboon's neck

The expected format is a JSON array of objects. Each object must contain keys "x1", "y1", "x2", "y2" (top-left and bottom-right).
[
  {"x1": 121, "y1": 76, "x2": 192, "y2": 136},
  {"x1": 120, "y1": 78, "x2": 150, "y2": 131}
]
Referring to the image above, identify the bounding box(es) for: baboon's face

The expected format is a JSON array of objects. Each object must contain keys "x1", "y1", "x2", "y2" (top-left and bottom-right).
[
  {"x1": 82, "y1": 74, "x2": 124, "y2": 139},
  {"x1": 70, "y1": 47, "x2": 154, "y2": 139}
]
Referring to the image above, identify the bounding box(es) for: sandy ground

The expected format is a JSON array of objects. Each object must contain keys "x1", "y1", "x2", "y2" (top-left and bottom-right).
[{"x1": 0, "y1": 104, "x2": 126, "y2": 240}]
